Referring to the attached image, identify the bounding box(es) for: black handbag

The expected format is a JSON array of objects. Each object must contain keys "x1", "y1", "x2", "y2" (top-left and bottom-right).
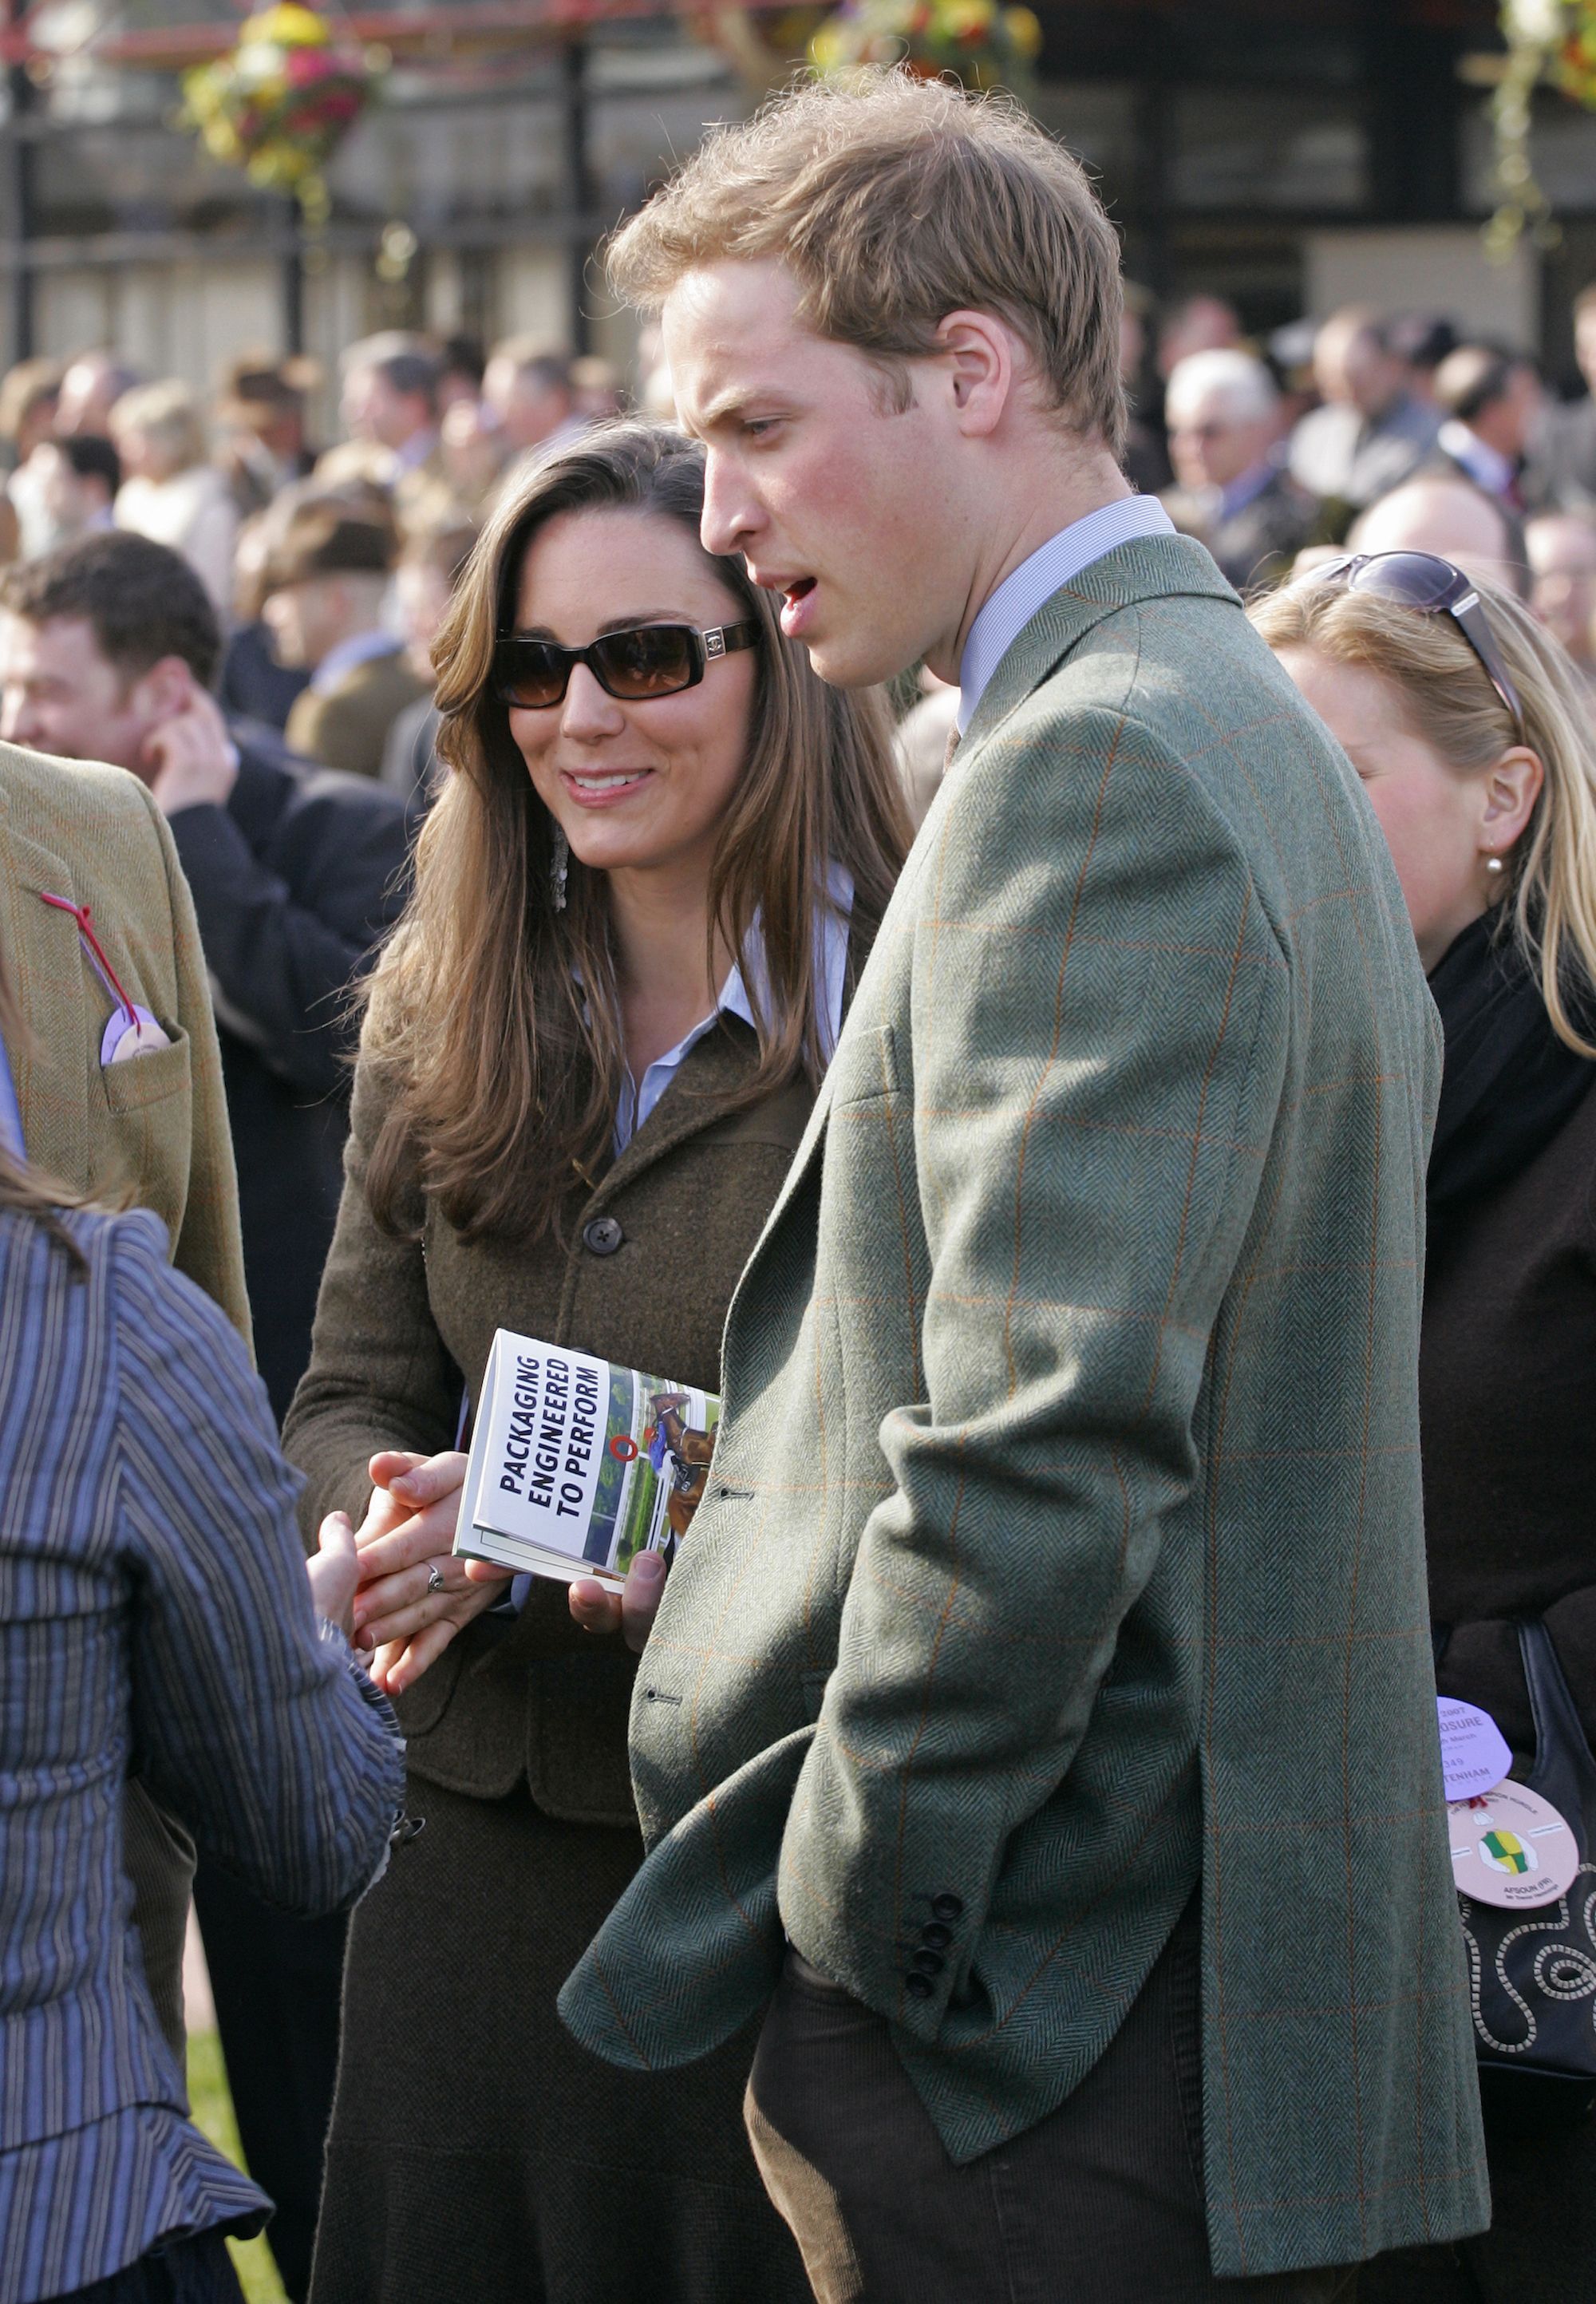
[{"x1": 1441, "y1": 1620, "x2": 1596, "y2": 2124}]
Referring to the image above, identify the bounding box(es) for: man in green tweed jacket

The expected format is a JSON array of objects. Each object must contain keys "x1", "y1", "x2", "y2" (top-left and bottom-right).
[{"x1": 559, "y1": 74, "x2": 1489, "y2": 2297}]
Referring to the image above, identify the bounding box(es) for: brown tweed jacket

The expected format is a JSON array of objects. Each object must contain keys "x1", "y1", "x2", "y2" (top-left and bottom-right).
[
  {"x1": 285, "y1": 650, "x2": 430, "y2": 782},
  {"x1": 283, "y1": 1015, "x2": 815, "y2": 1821},
  {"x1": 0, "y1": 738, "x2": 252, "y2": 2061}
]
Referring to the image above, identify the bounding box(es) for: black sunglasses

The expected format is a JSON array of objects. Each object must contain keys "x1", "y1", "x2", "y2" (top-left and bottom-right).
[
  {"x1": 492, "y1": 620, "x2": 760, "y2": 710},
  {"x1": 1309, "y1": 552, "x2": 1525, "y2": 741}
]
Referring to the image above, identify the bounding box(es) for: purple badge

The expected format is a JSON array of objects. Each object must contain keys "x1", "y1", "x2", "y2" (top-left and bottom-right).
[{"x1": 1437, "y1": 1696, "x2": 1512, "y2": 1803}]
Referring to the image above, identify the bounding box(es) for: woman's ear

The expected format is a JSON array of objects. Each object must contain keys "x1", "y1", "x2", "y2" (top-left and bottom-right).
[{"x1": 1479, "y1": 744, "x2": 1544, "y2": 864}]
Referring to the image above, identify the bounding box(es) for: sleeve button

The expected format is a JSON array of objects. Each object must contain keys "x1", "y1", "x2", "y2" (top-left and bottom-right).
[
  {"x1": 583, "y1": 1215, "x2": 625, "y2": 1256},
  {"x1": 930, "y1": 1893, "x2": 964, "y2": 1922},
  {"x1": 911, "y1": 1949, "x2": 944, "y2": 1975},
  {"x1": 920, "y1": 1922, "x2": 952, "y2": 1950},
  {"x1": 905, "y1": 1972, "x2": 935, "y2": 2000}
]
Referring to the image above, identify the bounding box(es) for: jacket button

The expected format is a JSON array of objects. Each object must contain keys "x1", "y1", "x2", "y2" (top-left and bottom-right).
[
  {"x1": 930, "y1": 1893, "x2": 963, "y2": 1922},
  {"x1": 911, "y1": 1949, "x2": 944, "y2": 1976},
  {"x1": 905, "y1": 1972, "x2": 935, "y2": 2000},
  {"x1": 583, "y1": 1215, "x2": 624, "y2": 1257},
  {"x1": 920, "y1": 1922, "x2": 952, "y2": 1950}
]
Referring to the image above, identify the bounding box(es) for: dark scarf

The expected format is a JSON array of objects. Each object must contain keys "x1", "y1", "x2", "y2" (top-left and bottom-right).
[{"x1": 1427, "y1": 909, "x2": 1596, "y2": 1232}]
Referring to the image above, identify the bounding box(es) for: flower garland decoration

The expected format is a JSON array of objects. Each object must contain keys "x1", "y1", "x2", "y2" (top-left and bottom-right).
[
  {"x1": 181, "y1": 4, "x2": 385, "y2": 227},
  {"x1": 809, "y1": 0, "x2": 1043, "y2": 93},
  {"x1": 1483, "y1": 0, "x2": 1596, "y2": 257}
]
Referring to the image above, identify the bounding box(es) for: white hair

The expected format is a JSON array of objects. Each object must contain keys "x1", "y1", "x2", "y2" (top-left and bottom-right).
[{"x1": 1164, "y1": 348, "x2": 1278, "y2": 429}]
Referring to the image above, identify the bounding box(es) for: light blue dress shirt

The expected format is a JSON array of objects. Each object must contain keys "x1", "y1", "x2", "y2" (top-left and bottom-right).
[{"x1": 955, "y1": 494, "x2": 1176, "y2": 733}]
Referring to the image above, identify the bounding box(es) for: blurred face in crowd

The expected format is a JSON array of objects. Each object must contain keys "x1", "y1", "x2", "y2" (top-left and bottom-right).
[
  {"x1": 110, "y1": 419, "x2": 172, "y2": 487},
  {"x1": 664, "y1": 258, "x2": 994, "y2": 689},
  {"x1": 342, "y1": 363, "x2": 432, "y2": 453},
  {"x1": 1349, "y1": 480, "x2": 1520, "y2": 593},
  {"x1": 29, "y1": 442, "x2": 113, "y2": 539},
  {"x1": 396, "y1": 557, "x2": 452, "y2": 682},
  {"x1": 1167, "y1": 384, "x2": 1278, "y2": 492},
  {"x1": 1527, "y1": 515, "x2": 1596, "y2": 668},
  {"x1": 1155, "y1": 296, "x2": 1240, "y2": 383},
  {"x1": 0, "y1": 611, "x2": 189, "y2": 777},
  {"x1": 54, "y1": 356, "x2": 126, "y2": 439},
  {"x1": 1314, "y1": 320, "x2": 1407, "y2": 421},
  {"x1": 440, "y1": 397, "x2": 507, "y2": 502},
  {"x1": 1273, "y1": 646, "x2": 1543, "y2": 970},
  {"x1": 1465, "y1": 363, "x2": 1542, "y2": 461},
  {"x1": 504, "y1": 505, "x2": 757, "y2": 895},
  {"x1": 482, "y1": 357, "x2": 572, "y2": 453},
  {"x1": 262, "y1": 572, "x2": 379, "y2": 670}
]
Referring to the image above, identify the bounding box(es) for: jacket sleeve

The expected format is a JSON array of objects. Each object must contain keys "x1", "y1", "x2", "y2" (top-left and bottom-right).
[
  {"x1": 136, "y1": 778, "x2": 253, "y2": 1352},
  {"x1": 113, "y1": 1211, "x2": 405, "y2": 1913},
  {"x1": 777, "y1": 701, "x2": 1292, "y2": 2031},
  {"x1": 280, "y1": 1010, "x2": 461, "y2": 1549},
  {"x1": 165, "y1": 787, "x2": 409, "y2": 1099}
]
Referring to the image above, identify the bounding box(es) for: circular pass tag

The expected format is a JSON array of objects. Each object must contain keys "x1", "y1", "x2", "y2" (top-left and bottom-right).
[
  {"x1": 100, "y1": 1006, "x2": 173, "y2": 1066},
  {"x1": 1437, "y1": 1697, "x2": 1513, "y2": 1802},
  {"x1": 1449, "y1": 1780, "x2": 1579, "y2": 1911}
]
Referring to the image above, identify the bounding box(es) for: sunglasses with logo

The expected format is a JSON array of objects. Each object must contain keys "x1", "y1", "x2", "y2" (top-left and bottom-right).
[
  {"x1": 492, "y1": 620, "x2": 760, "y2": 711},
  {"x1": 1309, "y1": 551, "x2": 1525, "y2": 741}
]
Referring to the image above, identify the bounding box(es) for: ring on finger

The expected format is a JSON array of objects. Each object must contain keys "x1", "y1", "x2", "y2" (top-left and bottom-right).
[{"x1": 426, "y1": 1565, "x2": 446, "y2": 1595}]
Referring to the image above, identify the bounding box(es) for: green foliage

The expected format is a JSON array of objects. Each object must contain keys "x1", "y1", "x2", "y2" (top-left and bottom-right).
[{"x1": 184, "y1": 2030, "x2": 290, "y2": 2304}]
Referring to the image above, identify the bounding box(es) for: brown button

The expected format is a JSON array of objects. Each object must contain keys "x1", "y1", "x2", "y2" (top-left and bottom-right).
[
  {"x1": 583, "y1": 1215, "x2": 624, "y2": 1257},
  {"x1": 905, "y1": 1972, "x2": 935, "y2": 2000}
]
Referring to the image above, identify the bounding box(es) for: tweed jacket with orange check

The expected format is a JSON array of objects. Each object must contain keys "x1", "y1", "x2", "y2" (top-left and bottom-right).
[{"x1": 559, "y1": 535, "x2": 1489, "y2": 2278}]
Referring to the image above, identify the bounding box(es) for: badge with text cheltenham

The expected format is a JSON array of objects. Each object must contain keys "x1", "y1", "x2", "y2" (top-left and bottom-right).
[
  {"x1": 1437, "y1": 1696, "x2": 1513, "y2": 1801},
  {"x1": 1449, "y1": 1780, "x2": 1579, "y2": 1910}
]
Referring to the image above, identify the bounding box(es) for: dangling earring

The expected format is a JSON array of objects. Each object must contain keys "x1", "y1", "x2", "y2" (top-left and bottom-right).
[
  {"x1": 1485, "y1": 855, "x2": 1505, "y2": 875},
  {"x1": 550, "y1": 822, "x2": 570, "y2": 912}
]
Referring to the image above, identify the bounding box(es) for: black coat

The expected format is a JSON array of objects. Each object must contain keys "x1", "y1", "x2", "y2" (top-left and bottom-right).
[{"x1": 167, "y1": 745, "x2": 412, "y2": 1419}]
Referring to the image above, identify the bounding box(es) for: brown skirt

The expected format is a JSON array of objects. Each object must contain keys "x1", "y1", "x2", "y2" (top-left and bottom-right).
[{"x1": 309, "y1": 1775, "x2": 811, "y2": 2304}]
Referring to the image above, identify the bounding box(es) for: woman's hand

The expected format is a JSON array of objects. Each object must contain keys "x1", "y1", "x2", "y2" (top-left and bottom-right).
[
  {"x1": 350, "y1": 1449, "x2": 512, "y2": 1696},
  {"x1": 567, "y1": 1548, "x2": 670, "y2": 1654},
  {"x1": 306, "y1": 1511, "x2": 360, "y2": 1639}
]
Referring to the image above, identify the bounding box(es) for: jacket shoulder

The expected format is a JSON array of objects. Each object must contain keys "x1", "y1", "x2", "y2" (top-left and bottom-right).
[{"x1": 1, "y1": 742, "x2": 168, "y2": 854}]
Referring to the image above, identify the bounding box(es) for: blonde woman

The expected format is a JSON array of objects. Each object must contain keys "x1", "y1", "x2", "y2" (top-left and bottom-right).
[
  {"x1": 1253, "y1": 554, "x2": 1596, "y2": 2304},
  {"x1": 112, "y1": 380, "x2": 238, "y2": 617},
  {"x1": 282, "y1": 423, "x2": 908, "y2": 2304}
]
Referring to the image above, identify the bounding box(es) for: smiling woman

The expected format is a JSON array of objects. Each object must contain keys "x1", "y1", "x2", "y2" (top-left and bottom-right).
[{"x1": 279, "y1": 421, "x2": 908, "y2": 2304}]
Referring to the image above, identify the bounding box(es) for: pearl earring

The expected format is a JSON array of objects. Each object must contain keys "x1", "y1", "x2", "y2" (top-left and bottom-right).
[{"x1": 1485, "y1": 856, "x2": 1504, "y2": 875}]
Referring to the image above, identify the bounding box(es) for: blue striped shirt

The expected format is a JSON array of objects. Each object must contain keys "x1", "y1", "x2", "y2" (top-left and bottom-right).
[{"x1": 0, "y1": 1204, "x2": 405, "y2": 2303}]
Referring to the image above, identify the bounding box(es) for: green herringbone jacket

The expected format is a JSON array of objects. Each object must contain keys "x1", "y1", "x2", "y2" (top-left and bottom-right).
[{"x1": 559, "y1": 535, "x2": 1489, "y2": 2277}]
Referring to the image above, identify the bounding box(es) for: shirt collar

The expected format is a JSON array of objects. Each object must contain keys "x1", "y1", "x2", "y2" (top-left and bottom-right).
[
  {"x1": 1437, "y1": 419, "x2": 1515, "y2": 498},
  {"x1": 614, "y1": 864, "x2": 853, "y2": 1152},
  {"x1": 310, "y1": 626, "x2": 402, "y2": 696},
  {"x1": 955, "y1": 494, "x2": 1176, "y2": 732}
]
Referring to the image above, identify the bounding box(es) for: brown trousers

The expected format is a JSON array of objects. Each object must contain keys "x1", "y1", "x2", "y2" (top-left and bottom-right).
[{"x1": 745, "y1": 1906, "x2": 1359, "y2": 2304}]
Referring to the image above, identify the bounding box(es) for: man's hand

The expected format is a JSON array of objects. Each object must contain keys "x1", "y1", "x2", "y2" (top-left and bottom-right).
[
  {"x1": 143, "y1": 682, "x2": 240, "y2": 816},
  {"x1": 564, "y1": 1548, "x2": 670, "y2": 1654}
]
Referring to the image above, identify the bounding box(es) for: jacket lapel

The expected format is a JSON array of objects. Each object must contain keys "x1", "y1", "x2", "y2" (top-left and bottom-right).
[{"x1": 0, "y1": 802, "x2": 91, "y2": 1176}]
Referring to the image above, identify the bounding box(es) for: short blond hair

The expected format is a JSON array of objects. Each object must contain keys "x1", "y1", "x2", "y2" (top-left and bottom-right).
[
  {"x1": 607, "y1": 69, "x2": 1126, "y2": 453},
  {"x1": 1250, "y1": 572, "x2": 1596, "y2": 1056}
]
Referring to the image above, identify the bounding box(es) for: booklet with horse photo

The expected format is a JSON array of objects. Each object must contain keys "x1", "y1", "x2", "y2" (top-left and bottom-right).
[{"x1": 452, "y1": 1328, "x2": 720, "y2": 1589}]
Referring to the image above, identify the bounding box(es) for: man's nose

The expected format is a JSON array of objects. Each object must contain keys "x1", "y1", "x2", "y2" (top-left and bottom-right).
[{"x1": 700, "y1": 453, "x2": 760, "y2": 559}]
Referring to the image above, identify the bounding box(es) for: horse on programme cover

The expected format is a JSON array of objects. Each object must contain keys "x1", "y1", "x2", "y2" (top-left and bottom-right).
[{"x1": 648, "y1": 1390, "x2": 716, "y2": 1547}]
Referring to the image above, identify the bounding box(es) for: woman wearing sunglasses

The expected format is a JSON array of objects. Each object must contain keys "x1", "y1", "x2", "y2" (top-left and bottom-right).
[
  {"x1": 282, "y1": 424, "x2": 908, "y2": 2304},
  {"x1": 1252, "y1": 553, "x2": 1596, "y2": 2304}
]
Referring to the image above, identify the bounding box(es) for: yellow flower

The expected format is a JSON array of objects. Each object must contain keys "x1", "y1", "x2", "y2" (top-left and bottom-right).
[
  {"x1": 939, "y1": 0, "x2": 994, "y2": 34},
  {"x1": 245, "y1": 3, "x2": 330, "y2": 49},
  {"x1": 1003, "y1": 5, "x2": 1042, "y2": 57}
]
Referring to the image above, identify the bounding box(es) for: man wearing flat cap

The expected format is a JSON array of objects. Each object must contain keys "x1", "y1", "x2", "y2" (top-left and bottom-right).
[{"x1": 266, "y1": 502, "x2": 429, "y2": 780}]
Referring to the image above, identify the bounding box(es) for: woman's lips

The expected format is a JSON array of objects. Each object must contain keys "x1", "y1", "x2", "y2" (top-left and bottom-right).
[{"x1": 559, "y1": 766, "x2": 655, "y2": 808}]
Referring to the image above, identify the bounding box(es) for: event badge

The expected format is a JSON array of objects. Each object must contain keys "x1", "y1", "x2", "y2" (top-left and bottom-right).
[
  {"x1": 39, "y1": 891, "x2": 173, "y2": 1064},
  {"x1": 1448, "y1": 1780, "x2": 1578, "y2": 1910},
  {"x1": 1437, "y1": 1697, "x2": 1513, "y2": 1802}
]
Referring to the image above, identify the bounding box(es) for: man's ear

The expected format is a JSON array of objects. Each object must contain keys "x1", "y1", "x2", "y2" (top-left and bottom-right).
[
  {"x1": 931, "y1": 310, "x2": 1017, "y2": 441},
  {"x1": 128, "y1": 654, "x2": 199, "y2": 725}
]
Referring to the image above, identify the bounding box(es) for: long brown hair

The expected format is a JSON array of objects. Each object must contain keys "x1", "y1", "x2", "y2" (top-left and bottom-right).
[{"x1": 362, "y1": 421, "x2": 910, "y2": 1242}]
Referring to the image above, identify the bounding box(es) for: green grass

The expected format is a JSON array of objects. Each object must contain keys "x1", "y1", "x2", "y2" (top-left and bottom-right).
[{"x1": 185, "y1": 2030, "x2": 290, "y2": 2304}]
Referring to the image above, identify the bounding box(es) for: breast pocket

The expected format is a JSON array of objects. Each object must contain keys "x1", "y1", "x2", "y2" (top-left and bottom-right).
[
  {"x1": 99, "y1": 1026, "x2": 192, "y2": 1116},
  {"x1": 94, "y1": 1028, "x2": 194, "y2": 1247}
]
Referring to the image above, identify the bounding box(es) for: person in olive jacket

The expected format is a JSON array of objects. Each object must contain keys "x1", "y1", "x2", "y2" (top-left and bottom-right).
[
  {"x1": 282, "y1": 425, "x2": 909, "y2": 2304},
  {"x1": 1255, "y1": 556, "x2": 1596, "y2": 2304}
]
